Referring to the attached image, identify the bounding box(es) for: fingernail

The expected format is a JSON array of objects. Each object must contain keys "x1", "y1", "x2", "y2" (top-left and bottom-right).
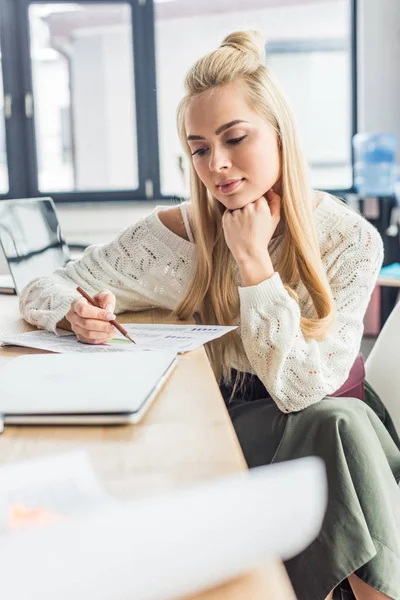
[
  {"x1": 105, "y1": 303, "x2": 113, "y2": 312},
  {"x1": 105, "y1": 312, "x2": 116, "y2": 321}
]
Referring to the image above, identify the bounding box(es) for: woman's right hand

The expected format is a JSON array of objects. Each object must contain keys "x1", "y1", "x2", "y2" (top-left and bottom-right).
[{"x1": 66, "y1": 290, "x2": 117, "y2": 344}]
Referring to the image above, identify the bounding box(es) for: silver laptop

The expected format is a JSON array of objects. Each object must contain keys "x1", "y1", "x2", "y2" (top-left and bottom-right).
[
  {"x1": 0, "y1": 352, "x2": 178, "y2": 427},
  {"x1": 0, "y1": 197, "x2": 70, "y2": 295}
]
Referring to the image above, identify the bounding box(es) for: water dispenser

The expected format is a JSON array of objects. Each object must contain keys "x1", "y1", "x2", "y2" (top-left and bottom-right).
[{"x1": 353, "y1": 133, "x2": 396, "y2": 197}]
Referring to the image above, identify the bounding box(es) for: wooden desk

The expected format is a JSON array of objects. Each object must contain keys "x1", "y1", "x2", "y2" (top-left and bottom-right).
[
  {"x1": 366, "y1": 277, "x2": 400, "y2": 333},
  {"x1": 377, "y1": 276, "x2": 400, "y2": 288},
  {"x1": 0, "y1": 295, "x2": 295, "y2": 600}
]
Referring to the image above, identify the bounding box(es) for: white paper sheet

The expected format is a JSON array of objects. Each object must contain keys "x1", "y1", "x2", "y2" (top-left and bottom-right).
[
  {"x1": 0, "y1": 455, "x2": 327, "y2": 600},
  {"x1": 0, "y1": 324, "x2": 237, "y2": 354},
  {"x1": 0, "y1": 451, "x2": 111, "y2": 536}
]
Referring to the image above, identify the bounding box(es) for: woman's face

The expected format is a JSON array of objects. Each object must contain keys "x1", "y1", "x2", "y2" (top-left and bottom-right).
[{"x1": 185, "y1": 79, "x2": 281, "y2": 211}]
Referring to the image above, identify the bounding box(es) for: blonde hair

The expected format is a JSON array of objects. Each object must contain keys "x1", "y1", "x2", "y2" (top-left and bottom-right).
[{"x1": 174, "y1": 31, "x2": 335, "y2": 384}]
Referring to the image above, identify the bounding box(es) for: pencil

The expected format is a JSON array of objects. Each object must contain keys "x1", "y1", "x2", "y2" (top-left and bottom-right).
[{"x1": 76, "y1": 286, "x2": 136, "y2": 344}]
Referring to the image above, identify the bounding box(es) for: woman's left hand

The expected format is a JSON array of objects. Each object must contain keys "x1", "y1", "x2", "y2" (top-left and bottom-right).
[{"x1": 222, "y1": 188, "x2": 281, "y2": 267}]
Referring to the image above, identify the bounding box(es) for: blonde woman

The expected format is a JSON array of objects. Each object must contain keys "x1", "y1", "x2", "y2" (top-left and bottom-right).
[{"x1": 20, "y1": 32, "x2": 400, "y2": 600}]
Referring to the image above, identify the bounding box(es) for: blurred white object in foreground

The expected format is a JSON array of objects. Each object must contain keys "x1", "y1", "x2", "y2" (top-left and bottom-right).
[{"x1": 0, "y1": 456, "x2": 327, "y2": 600}]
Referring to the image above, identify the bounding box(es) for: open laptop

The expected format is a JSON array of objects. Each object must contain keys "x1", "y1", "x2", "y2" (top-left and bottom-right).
[{"x1": 0, "y1": 197, "x2": 71, "y2": 295}]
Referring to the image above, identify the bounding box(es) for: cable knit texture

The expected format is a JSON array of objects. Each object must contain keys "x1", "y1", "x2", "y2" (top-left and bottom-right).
[{"x1": 19, "y1": 194, "x2": 383, "y2": 413}]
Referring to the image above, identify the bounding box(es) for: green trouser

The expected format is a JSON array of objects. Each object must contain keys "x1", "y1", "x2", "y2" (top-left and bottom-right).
[{"x1": 221, "y1": 377, "x2": 400, "y2": 600}]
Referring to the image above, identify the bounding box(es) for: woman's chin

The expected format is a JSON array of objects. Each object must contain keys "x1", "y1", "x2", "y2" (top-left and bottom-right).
[{"x1": 218, "y1": 194, "x2": 256, "y2": 211}]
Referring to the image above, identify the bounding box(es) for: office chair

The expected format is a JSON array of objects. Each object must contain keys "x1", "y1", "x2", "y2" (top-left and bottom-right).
[{"x1": 365, "y1": 298, "x2": 400, "y2": 434}]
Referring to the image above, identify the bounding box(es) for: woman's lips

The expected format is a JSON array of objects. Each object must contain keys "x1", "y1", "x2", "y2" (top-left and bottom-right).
[{"x1": 217, "y1": 178, "x2": 245, "y2": 194}]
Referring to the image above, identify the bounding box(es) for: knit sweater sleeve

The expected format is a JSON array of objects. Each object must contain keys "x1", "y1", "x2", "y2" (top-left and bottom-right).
[
  {"x1": 19, "y1": 208, "x2": 197, "y2": 333},
  {"x1": 238, "y1": 214, "x2": 384, "y2": 413}
]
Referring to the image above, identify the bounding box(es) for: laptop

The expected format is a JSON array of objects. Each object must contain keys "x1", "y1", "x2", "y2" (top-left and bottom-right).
[
  {"x1": 0, "y1": 352, "x2": 178, "y2": 427},
  {"x1": 0, "y1": 197, "x2": 70, "y2": 295}
]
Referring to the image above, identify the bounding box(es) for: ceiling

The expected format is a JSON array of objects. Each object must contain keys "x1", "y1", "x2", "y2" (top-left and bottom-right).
[{"x1": 42, "y1": 0, "x2": 340, "y2": 41}]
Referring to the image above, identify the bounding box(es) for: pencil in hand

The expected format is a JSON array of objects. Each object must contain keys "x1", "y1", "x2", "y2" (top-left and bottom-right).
[{"x1": 76, "y1": 286, "x2": 136, "y2": 344}]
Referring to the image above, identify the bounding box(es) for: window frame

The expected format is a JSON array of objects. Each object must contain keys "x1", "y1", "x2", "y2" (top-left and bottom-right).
[{"x1": 0, "y1": 0, "x2": 31, "y2": 199}]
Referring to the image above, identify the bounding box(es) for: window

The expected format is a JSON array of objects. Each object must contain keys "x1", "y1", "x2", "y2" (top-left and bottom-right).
[
  {"x1": 267, "y1": 38, "x2": 352, "y2": 190},
  {"x1": 154, "y1": 0, "x2": 355, "y2": 197},
  {"x1": 29, "y1": 2, "x2": 138, "y2": 192}
]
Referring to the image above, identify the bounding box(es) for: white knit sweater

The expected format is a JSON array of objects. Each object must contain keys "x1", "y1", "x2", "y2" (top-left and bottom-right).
[{"x1": 19, "y1": 193, "x2": 383, "y2": 413}]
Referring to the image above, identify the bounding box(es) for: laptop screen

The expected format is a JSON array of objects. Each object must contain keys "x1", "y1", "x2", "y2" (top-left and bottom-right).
[{"x1": 0, "y1": 198, "x2": 70, "y2": 295}]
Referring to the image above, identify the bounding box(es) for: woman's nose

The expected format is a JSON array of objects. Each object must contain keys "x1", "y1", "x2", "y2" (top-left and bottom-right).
[{"x1": 209, "y1": 147, "x2": 231, "y2": 172}]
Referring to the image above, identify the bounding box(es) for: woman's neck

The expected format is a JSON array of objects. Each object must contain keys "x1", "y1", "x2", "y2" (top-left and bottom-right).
[{"x1": 272, "y1": 190, "x2": 320, "y2": 240}]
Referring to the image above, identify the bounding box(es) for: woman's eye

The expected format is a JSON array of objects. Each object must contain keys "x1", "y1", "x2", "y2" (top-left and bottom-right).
[
  {"x1": 191, "y1": 147, "x2": 208, "y2": 157},
  {"x1": 227, "y1": 134, "x2": 247, "y2": 145}
]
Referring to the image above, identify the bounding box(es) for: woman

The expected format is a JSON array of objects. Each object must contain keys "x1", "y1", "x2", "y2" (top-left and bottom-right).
[{"x1": 20, "y1": 31, "x2": 400, "y2": 599}]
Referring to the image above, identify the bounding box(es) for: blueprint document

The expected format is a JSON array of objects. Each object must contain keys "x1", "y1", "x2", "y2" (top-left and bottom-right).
[{"x1": 0, "y1": 323, "x2": 237, "y2": 354}]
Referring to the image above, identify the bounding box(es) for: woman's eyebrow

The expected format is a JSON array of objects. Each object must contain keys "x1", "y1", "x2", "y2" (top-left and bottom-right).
[{"x1": 187, "y1": 119, "x2": 249, "y2": 141}]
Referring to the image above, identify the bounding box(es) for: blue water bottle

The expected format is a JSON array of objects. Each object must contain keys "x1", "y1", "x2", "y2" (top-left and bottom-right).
[{"x1": 353, "y1": 133, "x2": 396, "y2": 196}]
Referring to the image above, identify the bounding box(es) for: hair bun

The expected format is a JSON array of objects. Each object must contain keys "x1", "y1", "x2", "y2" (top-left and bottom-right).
[{"x1": 220, "y1": 31, "x2": 266, "y2": 63}]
